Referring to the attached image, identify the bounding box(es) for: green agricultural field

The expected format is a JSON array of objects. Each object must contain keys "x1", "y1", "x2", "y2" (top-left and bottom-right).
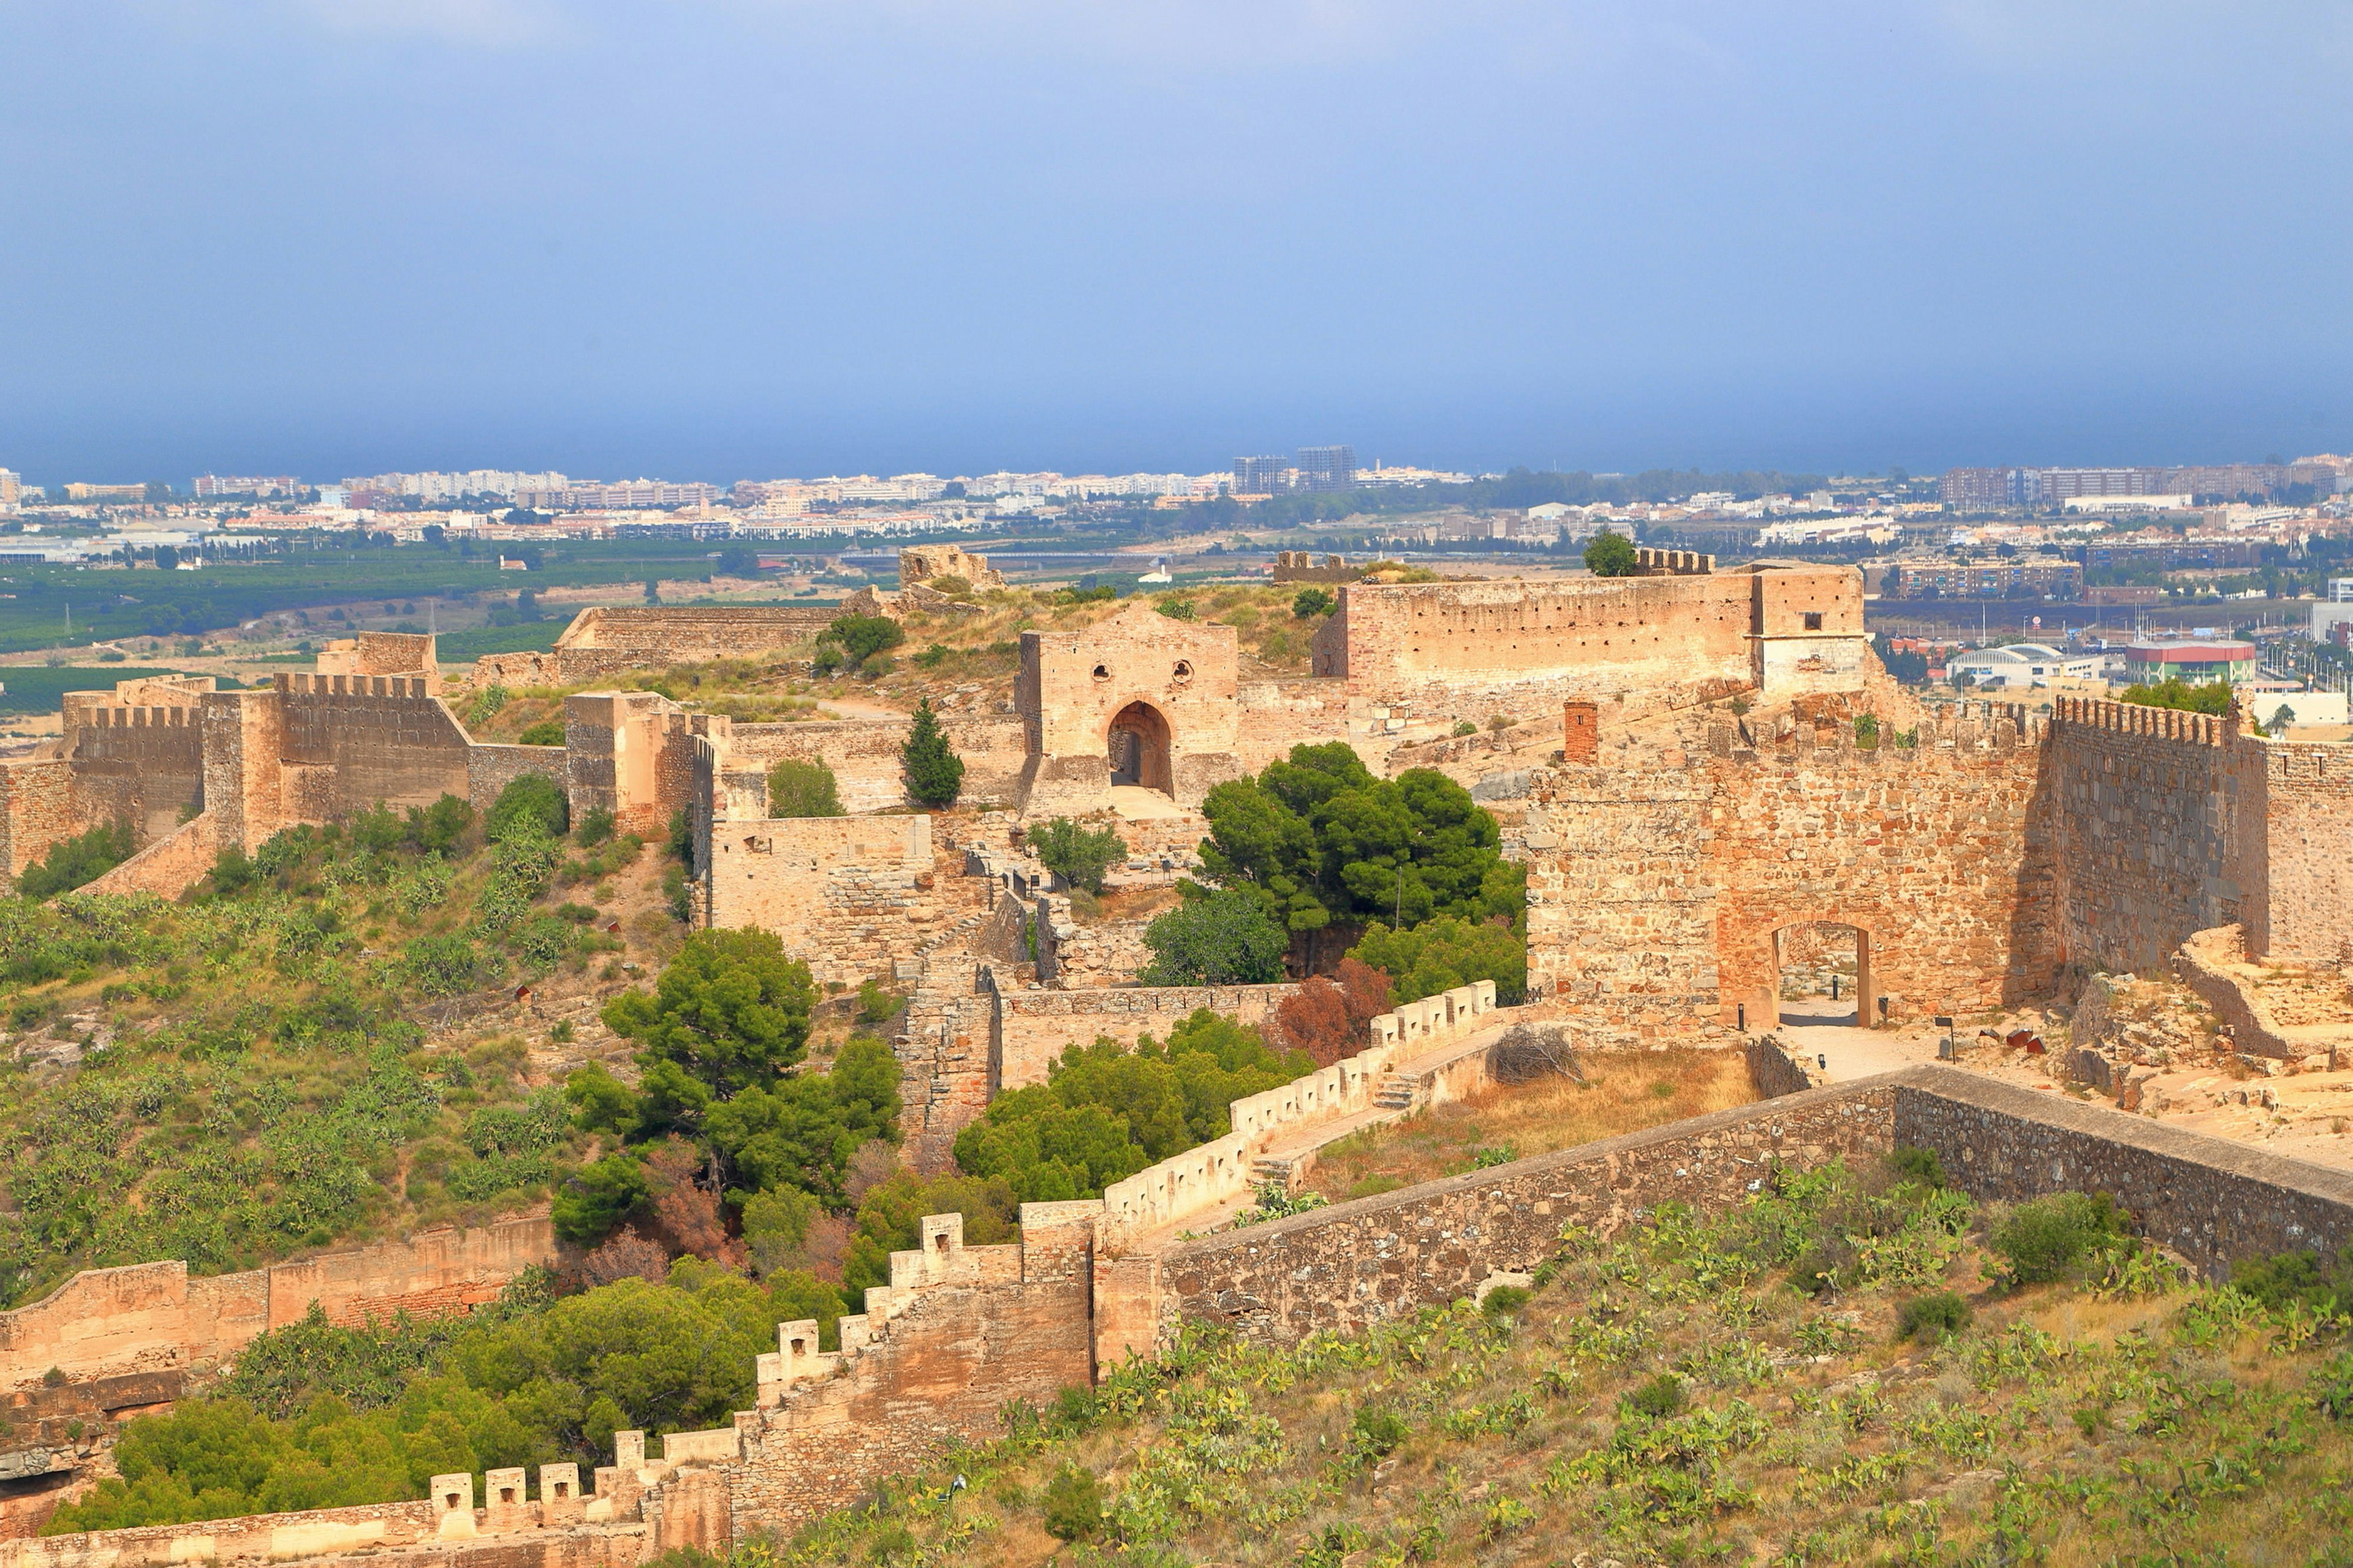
[{"x1": 0, "y1": 666, "x2": 174, "y2": 713}]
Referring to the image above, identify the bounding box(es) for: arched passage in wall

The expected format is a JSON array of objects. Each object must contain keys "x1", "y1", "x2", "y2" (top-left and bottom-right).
[
  {"x1": 1107, "y1": 700, "x2": 1173, "y2": 794},
  {"x1": 1769, "y1": 921, "x2": 1873, "y2": 1028}
]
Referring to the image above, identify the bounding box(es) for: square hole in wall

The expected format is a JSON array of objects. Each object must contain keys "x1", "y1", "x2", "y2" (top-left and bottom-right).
[{"x1": 1803, "y1": 612, "x2": 1823, "y2": 631}]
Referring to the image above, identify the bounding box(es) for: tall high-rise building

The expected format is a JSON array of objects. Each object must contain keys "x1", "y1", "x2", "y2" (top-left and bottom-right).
[
  {"x1": 1297, "y1": 445, "x2": 1357, "y2": 491},
  {"x1": 0, "y1": 469, "x2": 18, "y2": 510},
  {"x1": 1232, "y1": 456, "x2": 1286, "y2": 494}
]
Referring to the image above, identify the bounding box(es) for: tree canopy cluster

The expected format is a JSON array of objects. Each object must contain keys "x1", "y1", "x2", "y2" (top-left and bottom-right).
[
  {"x1": 952, "y1": 1010, "x2": 1311, "y2": 1205},
  {"x1": 44, "y1": 1262, "x2": 846, "y2": 1534},
  {"x1": 1178, "y1": 743, "x2": 1523, "y2": 969},
  {"x1": 2121, "y1": 675, "x2": 2235, "y2": 716}
]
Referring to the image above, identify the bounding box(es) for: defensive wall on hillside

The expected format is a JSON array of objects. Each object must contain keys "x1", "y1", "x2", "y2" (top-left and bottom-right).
[
  {"x1": 0, "y1": 1214, "x2": 555, "y2": 1395},
  {"x1": 474, "y1": 605, "x2": 838, "y2": 687},
  {"x1": 23, "y1": 1056, "x2": 2353, "y2": 1564}
]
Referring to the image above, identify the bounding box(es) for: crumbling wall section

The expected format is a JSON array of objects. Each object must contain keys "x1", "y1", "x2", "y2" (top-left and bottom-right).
[
  {"x1": 703, "y1": 814, "x2": 979, "y2": 985},
  {"x1": 722, "y1": 718, "x2": 1028, "y2": 815},
  {"x1": 1521, "y1": 700, "x2": 2056, "y2": 1044},
  {"x1": 730, "y1": 1207, "x2": 1097, "y2": 1540}
]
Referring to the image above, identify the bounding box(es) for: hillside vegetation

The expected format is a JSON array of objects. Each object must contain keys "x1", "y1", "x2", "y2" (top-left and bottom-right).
[
  {"x1": 0, "y1": 784, "x2": 659, "y2": 1306},
  {"x1": 747, "y1": 1154, "x2": 2353, "y2": 1567}
]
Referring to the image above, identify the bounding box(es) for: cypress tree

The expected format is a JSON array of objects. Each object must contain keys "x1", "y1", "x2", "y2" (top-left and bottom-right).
[{"x1": 902, "y1": 699, "x2": 964, "y2": 806}]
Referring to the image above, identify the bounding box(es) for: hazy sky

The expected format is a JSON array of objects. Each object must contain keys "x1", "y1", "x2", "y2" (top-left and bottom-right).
[{"x1": 3, "y1": 1, "x2": 2349, "y2": 484}]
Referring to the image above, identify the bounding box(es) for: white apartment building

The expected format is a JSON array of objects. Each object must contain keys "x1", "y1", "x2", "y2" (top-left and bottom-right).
[{"x1": 0, "y1": 468, "x2": 18, "y2": 510}]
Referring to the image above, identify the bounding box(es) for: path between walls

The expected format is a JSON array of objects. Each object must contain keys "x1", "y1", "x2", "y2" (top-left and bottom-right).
[{"x1": 1117, "y1": 1012, "x2": 1517, "y2": 1253}]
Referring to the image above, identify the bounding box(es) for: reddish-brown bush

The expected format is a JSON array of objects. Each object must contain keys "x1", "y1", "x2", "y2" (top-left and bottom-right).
[{"x1": 1276, "y1": 958, "x2": 1393, "y2": 1066}]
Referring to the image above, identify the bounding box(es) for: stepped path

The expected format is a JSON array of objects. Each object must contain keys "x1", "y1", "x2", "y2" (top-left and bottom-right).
[{"x1": 1126, "y1": 1014, "x2": 1517, "y2": 1250}]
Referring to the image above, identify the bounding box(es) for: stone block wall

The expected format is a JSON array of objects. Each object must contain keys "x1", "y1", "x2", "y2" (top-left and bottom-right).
[
  {"x1": 1891, "y1": 1073, "x2": 2353, "y2": 1273},
  {"x1": 2047, "y1": 698, "x2": 2245, "y2": 974},
  {"x1": 718, "y1": 717, "x2": 1029, "y2": 816},
  {"x1": 2249, "y1": 737, "x2": 2353, "y2": 961},
  {"x1": 468, "y1": 744, "x2": 571, "y2": 810},
  {"x1": 274, "y1": 676, "x2": 473, "y2": 817},
  {"x1": 1153, "y1": 1082, "x2": 1898, "y2": 1345},
  {"x1": 987, "y1": 979, "x2": 1298, "y2": 1091},
  {"x1": 0, "y1": 759, "x2": 76, "y2": 880},
  {"x1": 703, "y1": 814, "x2": 980, "y2": 986},
  {"x1": 61, "y1": 699, "x2": 205, "y2": 844},
  {"x1": 1521, "y1": 699, "x2": 2058, "y2": 1045},
  {"x1": 0, "y1": 1214, "x2": 555, "y2": 1393}
]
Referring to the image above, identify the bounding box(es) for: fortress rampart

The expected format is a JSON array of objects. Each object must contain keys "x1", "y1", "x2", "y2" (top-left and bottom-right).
[{"x1": 0, "y1": 1214, "x2": 555, "y2": 1395}]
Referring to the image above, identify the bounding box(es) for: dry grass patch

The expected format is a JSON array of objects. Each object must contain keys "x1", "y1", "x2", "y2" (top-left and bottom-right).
[{"x1": 1302, "y1": 1047, "x2": 1756, "y2": 1203}]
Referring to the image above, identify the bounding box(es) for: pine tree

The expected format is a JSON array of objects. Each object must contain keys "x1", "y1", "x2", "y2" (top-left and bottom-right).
[{"x1": 902, "y1": 699, "x2": 964, "y2": 807}]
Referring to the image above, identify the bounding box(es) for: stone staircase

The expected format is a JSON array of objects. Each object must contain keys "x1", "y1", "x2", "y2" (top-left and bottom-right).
[{"x1": 1372, "y1": 1070, "x2": 1420, "y2": 1113}]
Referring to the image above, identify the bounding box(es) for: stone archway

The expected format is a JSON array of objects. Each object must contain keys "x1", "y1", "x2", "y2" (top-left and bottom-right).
[
  {"x1": 1107, "y1": 700, "x2": 1173, "y2": 794},
  {"x1": 1770, "y1": 921, "x2": 1873, "y2": 1028}
]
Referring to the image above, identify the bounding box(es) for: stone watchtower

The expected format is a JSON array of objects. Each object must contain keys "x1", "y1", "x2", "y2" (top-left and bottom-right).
[{"x1": 1012, "y1": 602, "x2": 1243, "y2": 816}]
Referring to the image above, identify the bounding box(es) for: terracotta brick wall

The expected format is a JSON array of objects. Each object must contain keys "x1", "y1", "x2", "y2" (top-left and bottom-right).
[{"x1": 702, "y1": 814, "x2": 974, "y2": 986}]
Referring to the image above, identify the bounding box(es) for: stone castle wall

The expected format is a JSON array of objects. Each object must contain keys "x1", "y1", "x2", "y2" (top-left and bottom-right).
[
  {"x1": 1521, "y1": 700, "x2": 2057, "y2": 1045},
  {"x1": 2245, "y1": 735, "x2": 2353, "y2": 962},
  {"x1": 719, "y1": 716, "x2": 1029, "y2": 815},
  {"x1": 0, "y1": 1214, "x2": 555, "y2": 1394},
  {"x1": 702, "y1": 813, "x2": 985, "y2": 987},
  {"x1": 60, "y1": 699, "x2": 206, "y2": 843},
  {"x1": 987, "y1": 978, "x2": 1298, "y2": 1091},
  {"x1": 2047, "y1": 699, "x2": 2246, "y2": 974},
  {"x1": 273, "y1": 675, "x2": 473, "y2": 819}
]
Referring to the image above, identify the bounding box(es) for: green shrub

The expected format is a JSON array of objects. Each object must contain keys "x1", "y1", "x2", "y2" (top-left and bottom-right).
[
  {"x1": 814, "y1": 613, "x2": 903, "y2": 677},
  {"x1": 1154, "y1": 596, "x2": 1196, "y2": 621},
  {"x1": 1140, "y1": 889, "x2": 1289, "y2": 985},
  {"x1": 405, "y1": 793, "x2": 476, "y2": 855},
  {"x1": 1029, "y1": 817, "x2": 1127, "y2": 894},
  {"x1": 1480, "y1": 1285, "x2": 1532, "y2": 1318},
  {"x1": 551, "y1": 1153, "x2": 650, "y2": 1246},
  {"x1": 2229, "y1": 1248, "x2": 2353, "y2": 1315},
  {"x1": 1584, "y1": 530, "x2": 1638, "y2": 577},
  {"x1": 515, "y1": 719, "x2": 566, "y2": 746},
  {"x1": 1991, "y1": 1192, "x2": 2128, "y2": 1285},
  {"x1": 1897, "y1": 1289, "x2": 1972, "y2": 1341},
  {"x1": 1040, "y1": 1464, "x2": 1104, "y2": 1541},
  {"x1": 855, "y1": 979, "x2": 903, "y2": 1026},
  {"x1": 18, "y1": 821, "x2": 134, "y2": 900},
  {"x1": 487, "y1": 775, "x2": 568, "y2": 843},
  {"x1": 2317, "y1": 1351, "x2": 2353, "y2": 1421},
  {"x1": 1351, "y1": 1404, "x2": 1409, "y2": 1456},
  {"x1": 1348, "y1": 914, "x2": 1526, "y2": 1006},
  {"x1": 575, "y1": 807, "x2": 616, "y2": 847},
  {"x1": 768, "y1": 759, "x2": 843, "y2": 818},
  {"x1": 1623, "y1": 1373, "x2": 1686, "y2": 1418},
  {"x1": 1292, "y1": 588, "x2": 1336, "y2": 618},
  {"x1": 900, "y1": 700, "x2": 963, "y2": 807},
  {"x1": 1887, "y1": 1146, "x2": 1947, "y2": 1187}
]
